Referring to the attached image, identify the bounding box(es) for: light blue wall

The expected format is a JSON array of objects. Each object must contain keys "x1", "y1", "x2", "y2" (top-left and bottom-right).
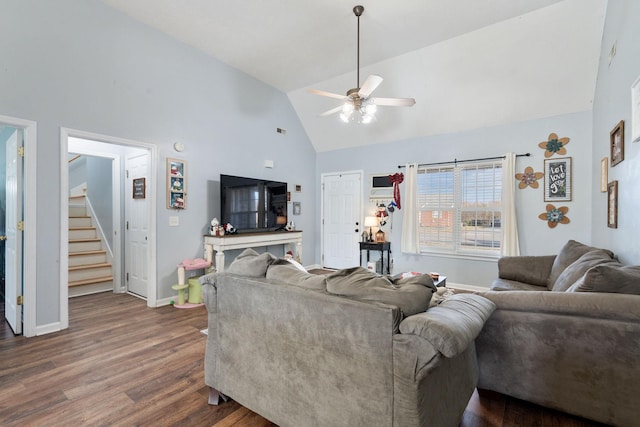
[
  {"x1": 86, "y1": 156, "x2": 113, "y2": 249},
  {"x1": 317, "y1": 111, "x2": 594, "y2": 287},
  {"x1": 0, "y1": 0, "x2": 316, "y2": 326},
  {"x1": 591, "y1": 0, "x2": 640, "y2": 264}
]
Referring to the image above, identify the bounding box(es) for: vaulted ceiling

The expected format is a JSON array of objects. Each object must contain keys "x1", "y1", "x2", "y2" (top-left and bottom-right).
[{"x1": 101, "y1": 0, "x2": 607, "y2": 152}]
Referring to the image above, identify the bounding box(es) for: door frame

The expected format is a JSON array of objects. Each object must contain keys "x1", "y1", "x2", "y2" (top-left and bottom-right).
[
  {"x1": 320, "y1": 169, "x2": 363, "y2": 269},
  {"x1": 60, "y1": 127, "x2": 157, "y2": 330},
  {"x1": 0, "y1": 114, "x2": 37, "y2": 337}
]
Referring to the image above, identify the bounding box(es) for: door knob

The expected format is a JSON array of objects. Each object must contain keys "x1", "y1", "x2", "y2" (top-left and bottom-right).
[
  {"x1": 0, "y1": 236, "x2": 7, "y2": 241},
  {"x1": 355, "y1": 228, "x2": 359, "y2": 233}
]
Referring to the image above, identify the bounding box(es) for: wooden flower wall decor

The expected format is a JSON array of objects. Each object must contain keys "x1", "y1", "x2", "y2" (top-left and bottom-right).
[
  {"x1": 539, "y1": 133, "x2": 570, "y2": 157},
  {"x1": 538, "y1": 204, "x2": 570, "y2": 228},
  {"x1": 515, "y1": 166, "x2": 544, "y2": 189}
]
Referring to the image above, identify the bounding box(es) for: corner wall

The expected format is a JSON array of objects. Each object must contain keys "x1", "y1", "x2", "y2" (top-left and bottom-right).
[{"x1": 591, "y1": 0, "x2": 640, "y2": 264}]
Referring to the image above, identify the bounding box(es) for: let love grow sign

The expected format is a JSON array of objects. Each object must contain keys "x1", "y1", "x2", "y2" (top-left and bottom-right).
[{"x1": 544, "y1": 157, "x2": 572, "y2": 202}]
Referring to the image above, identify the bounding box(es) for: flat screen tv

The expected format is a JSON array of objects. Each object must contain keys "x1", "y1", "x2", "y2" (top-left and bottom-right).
[{"x1": 220, "y1": 174, "x2": 288, "y2": 232}]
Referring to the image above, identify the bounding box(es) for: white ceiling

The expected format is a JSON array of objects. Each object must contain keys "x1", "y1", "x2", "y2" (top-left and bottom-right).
[{"x1": 101, "y1": 0, "x2": 607, "y2": 152}]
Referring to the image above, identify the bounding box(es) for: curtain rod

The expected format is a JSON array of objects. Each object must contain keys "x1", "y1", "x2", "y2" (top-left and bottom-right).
[{"x1": 397, "y1": 153, "x2": 531, "y2": 169}]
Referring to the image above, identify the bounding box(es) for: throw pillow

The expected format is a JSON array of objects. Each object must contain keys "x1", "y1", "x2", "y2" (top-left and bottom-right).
[
  {"x1": 226, "y1": 248, "x2": 277, "y2": 277},
  {"x1": 567, "y1": 264, "x2": 640, "y2": 295},
  {"x1": 547, "y1": 240, "x2": 614, "y2": 289},
  {"x1": 551, "y1": 249, "x2": 616, "y2": 292},
  {"x1": 266, "y1": 264, "x2": 327, "y2": 291},
  {"x1": 326, "y1": 267, "x2": 435, "y2": 317}
]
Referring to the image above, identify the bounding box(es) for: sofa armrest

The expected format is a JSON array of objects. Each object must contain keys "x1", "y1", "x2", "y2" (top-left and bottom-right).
[
  {"x1": 498, "y1": 255, "x2": 556, "y2": 287},
  {"x1": 475, "y1": 290, "x2": 640, "y2": 322},
  {"x1": 399, "y1": 294, "x2": 496, "y2": 357}
]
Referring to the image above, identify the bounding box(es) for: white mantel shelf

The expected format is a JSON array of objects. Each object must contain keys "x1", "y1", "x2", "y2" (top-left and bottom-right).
[{"x1": 203, "y1": 231, "x2": 303, "y2": 272}]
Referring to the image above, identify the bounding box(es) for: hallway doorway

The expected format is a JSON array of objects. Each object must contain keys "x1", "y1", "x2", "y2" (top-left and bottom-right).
[{"x1": 60, "y1": 128, "x2": 157, "y2": 330}]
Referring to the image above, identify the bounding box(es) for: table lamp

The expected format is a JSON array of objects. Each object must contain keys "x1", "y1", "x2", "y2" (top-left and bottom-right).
[{"x1": 364, "y1": 216, "x2": 377, "y2": 242}]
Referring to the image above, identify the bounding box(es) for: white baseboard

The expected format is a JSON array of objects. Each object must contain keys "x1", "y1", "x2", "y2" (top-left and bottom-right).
[
  {"x1": 35, "y1": 322, "x2": 63, "y2": 336},
  {"x1": 156, "y1": 296, "x2": 177, "y2": 307},
  {"x1": 447, "y1": 282, "x2": 490, "y2": 292}
]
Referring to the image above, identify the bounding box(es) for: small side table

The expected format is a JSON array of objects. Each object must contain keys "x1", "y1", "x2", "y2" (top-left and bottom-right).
[{"x1": 359, "y1": 241, "x2": 391, "y2": 275}]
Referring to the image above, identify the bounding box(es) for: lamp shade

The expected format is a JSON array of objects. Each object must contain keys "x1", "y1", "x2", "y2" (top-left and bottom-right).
[
  {"x1": 276, "y1": 216, "x2": 287, "y2": 225},
  {"x1": 364, "y1": 216, "x2": 378, "y2": 228}
]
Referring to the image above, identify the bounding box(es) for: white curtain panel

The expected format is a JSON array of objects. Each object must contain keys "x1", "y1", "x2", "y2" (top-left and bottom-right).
[
  {"x1": 500, "y1": 153, "x2": 520, "y2": 256},
  {"x1": 401, "y1": 164, "x2": 419, "y2": 254}
]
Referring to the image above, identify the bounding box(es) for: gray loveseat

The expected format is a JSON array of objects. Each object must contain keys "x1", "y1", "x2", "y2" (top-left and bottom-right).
[
  {"x1": 201, "y1": 249, "x2": 496, "y2": 427},
  {"x1": 475, "y1": 240, "x2": 640, "y2": 426}
]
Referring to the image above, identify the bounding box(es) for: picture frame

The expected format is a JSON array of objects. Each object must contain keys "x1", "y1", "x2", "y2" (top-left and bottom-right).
[
  {"x1": 610, "y1": 120, "x2": 624, "y2": 166},
  {"x1": 607, "y1": 180, "x2": 618, "y2": 228},
  {"x1": 295, "y1": 184, "x2": 302, "y2": 192},
  {"x1": 292, "y1": 202, "x2": 301, "y2": 215},
  {"x1": 632, "y1": 74, "x2": 640, "y2": 143},
  {"x1": 167, "y1": 158, "x2": 187, "y2": 209},
  {"x1": 544, "y1": 157, "x2": 572, "y2": 202},
  {"x1": 600, "y1": 157, "x2": 608, "y2": 193},
  {"x1": 132, "y1": 177, "x2": 146, "y2": 199}
]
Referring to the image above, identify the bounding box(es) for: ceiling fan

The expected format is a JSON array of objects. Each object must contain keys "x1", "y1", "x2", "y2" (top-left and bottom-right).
[{"x1": 308, "y1": 5, "x2": 416, "y2": 124}]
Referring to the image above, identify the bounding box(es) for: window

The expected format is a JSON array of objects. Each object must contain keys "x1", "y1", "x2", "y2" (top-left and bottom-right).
[{"x1": 417, "y1": 160, "x2": 502, "y2": 255}]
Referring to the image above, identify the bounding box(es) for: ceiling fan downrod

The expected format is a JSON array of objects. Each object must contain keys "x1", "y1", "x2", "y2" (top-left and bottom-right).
[{"x1": 354, "y1": 5, "x2": 364, "y2": 92}]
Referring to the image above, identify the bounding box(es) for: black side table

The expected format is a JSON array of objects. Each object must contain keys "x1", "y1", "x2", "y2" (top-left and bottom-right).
[{"x1": 359, "y1": 241, "x2": 391, "y2": 274}]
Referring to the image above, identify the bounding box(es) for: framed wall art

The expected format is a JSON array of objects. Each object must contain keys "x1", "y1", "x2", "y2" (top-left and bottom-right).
[
  {"x1": 607, "y1": 180, "x2": 618, "y2": 228},
  {"x1": 600, "y1": 157, "x2": 608, "y2": 193},
  {"x1": 544, "y1": 157, "x2": 572, "y2": 202},
  {"x1": 632, "y1": 74, "x2": 640, "y2": 143},
  {"x1": 610, "y1": 120, "x2": 624, "y2": 166},
  {"x1": 133, "y1": 177, "x2": 146, "y2": 199},
  {"x1": 167, "y1": 158, "x2": 186, "y2": 209}
]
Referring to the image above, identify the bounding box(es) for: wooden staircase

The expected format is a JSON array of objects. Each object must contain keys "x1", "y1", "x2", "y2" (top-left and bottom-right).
[{"x1": 68, "y1": 195, "x2": 113, "y2": 297}]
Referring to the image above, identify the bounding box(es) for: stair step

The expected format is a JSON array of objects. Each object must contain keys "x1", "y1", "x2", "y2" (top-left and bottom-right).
[
  {"x1": 69, "y1": 238, "x2": 102, "y2": 253},
  {"x1": 69, "y1": 206, "x2": 87, "y2": 216},
  {"x1": 69, "y1": 227, "x2": 97, "y2": 240},
  {"x1": 69, "y1": 275, "x2": 113, "y2": 287},
  {"x1": 69, "y1": 216, "x2": 92, "y2": 227},
  {"x1": 69, "y1": 263, "x2": 113, "y2": 283},
  {"x1": 69, "y1": 250, "x2": 108, "y2": 267}
]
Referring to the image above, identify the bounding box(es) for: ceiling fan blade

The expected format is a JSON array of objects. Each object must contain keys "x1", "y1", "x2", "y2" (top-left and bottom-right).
[
  {"x1": 358, "y1": 75, "x2": 383, "y2": 98},
  {"x1": 371, "y1": 97, "x2": 416, "y2": 107},
  {"x1": 319, "y1": 105, "x2": 344, "y2": 117},
  {"x1": 308, "y1": 89, "x2": 348, "y2": 100}
]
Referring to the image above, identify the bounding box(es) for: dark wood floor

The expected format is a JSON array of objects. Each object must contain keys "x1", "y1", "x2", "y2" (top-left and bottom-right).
[{"x1": 0, "y1": 293, "x2": 606, "y2": 426}]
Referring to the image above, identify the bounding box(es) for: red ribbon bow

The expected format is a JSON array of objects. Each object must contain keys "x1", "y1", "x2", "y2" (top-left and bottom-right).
[{"x1": 388, "y1": 173, "x2": 404, "y2": 209}]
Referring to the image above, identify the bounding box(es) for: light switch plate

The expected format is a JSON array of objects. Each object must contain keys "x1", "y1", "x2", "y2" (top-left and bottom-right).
[{"x1": 169, "y1": 216, "x2": 179, "y2": 226}]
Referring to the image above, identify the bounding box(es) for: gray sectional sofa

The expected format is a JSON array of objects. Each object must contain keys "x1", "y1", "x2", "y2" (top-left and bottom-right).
[
  {"x1": 200, "y1": 249, "x2": 496, "y2": 427},
  {"x1": 475, "y1": 240, "x2": 640, "y2": 426}
]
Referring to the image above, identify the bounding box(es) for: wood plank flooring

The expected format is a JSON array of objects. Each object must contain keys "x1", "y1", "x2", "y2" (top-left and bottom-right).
[{"x1": 0, "y1": 293, "x2": 606, "y2": 426}]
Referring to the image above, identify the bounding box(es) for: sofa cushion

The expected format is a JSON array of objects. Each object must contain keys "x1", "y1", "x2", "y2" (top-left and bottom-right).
[
  {"x1": 399, "y1": 294, "x2": 496, "y2": 357},
  {"x1": 266, "y1": 264, "x2": 327, "y2": 291},
  {"x1": 551, "y1": 249, "x2": 616, "y2": 292},
  {"x1": 326, "y1": 267, "x2": 435, "y2": 316},
  {"x1": 227, "y1": 248, "x2": 277, "y2": 277},
  {"x1": 567, "y1": 264, "x2": 640, "y2": 295},
  {"x1": 547, "y1": 240, "x2": 614, "y2": 289},
  {"x1": 491, "y1": 278, "x2": 549, "y2": 292}
]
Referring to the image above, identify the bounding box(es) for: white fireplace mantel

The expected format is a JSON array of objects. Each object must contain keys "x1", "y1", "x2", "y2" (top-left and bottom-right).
[{"x1": 204, "y1": 231, "x2": 303, "y2": 272}]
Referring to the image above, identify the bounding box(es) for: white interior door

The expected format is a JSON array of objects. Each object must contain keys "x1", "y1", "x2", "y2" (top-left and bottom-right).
[
  {"x1": 5, "y1": 128, "x2": 22, "y2": 334},
  {"x1": 125, "y1": 152, "x2": 150, "y2": 298},
  {"x1": 322, "y1": 171, "x2": 362, "y2": 269}
]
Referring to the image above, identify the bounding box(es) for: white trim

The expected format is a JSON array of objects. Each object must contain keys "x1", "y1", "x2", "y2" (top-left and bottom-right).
[
  {"x1": 35, "y1": 322, "x2": 62, "y2": 336},
  {"x1": 447, "y1": 282, "x2": 490, "y2": 292},
  {"x1": 61, "y1": 128, "x2": 158, "y2": 335},
  {"x1": 0, "y1": 114, "x2": 37, "y2": 337},
  {"x1": 156, "y1": 296, "x2": 178, "y2": 307}
]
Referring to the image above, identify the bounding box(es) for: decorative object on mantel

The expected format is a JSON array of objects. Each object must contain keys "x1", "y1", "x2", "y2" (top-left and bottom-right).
[
  {"x1": 210, "y1": 218, "x2": 224, "y2": 236},
  {"x1": 631, "y1": 74, "x2": 640, "y2": 143},
  {"x1": 544, "y1": 157, "x2": 572, "y2": 202},
  {"x1": 388, "y1": 172, "x2": 404, "y2": 209},
  {"x1": 538, "y1": 133, "x2": 570, "y2": 158},
  {"x1": 610, "y1": 120, "x2": 624, "y2": 167},
  {"x1": 307, "y1": 5, "x2": 415, "y2": 124},
  {"x1": 515, "y1": 166, "x2": 543, "y2": 189},
  {"x1": 538, "y1": 204, "x2": 570, "y2": 228},
  {"x1": 607, "y1": 180, "x2": 618, "y2": 228}
]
